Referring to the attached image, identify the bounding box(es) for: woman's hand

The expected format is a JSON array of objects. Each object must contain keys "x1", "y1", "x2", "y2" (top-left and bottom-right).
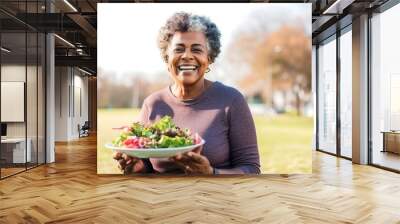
[
  {"x1": 112, "y1": 152, "x2": 146, "y2": 174},
  {"x1": 169, "y1": 146, "x2": 213, "y2": 174}
]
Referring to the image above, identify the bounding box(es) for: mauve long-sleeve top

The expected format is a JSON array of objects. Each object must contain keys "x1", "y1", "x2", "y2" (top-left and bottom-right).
[{"x1": 138, "y1": 81, "x2": 260, "y2": 174}]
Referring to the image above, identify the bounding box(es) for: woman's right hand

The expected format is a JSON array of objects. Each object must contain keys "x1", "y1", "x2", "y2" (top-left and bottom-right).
[{"x1": 112, "y1": 152, "x2": 146, "y2": 174}]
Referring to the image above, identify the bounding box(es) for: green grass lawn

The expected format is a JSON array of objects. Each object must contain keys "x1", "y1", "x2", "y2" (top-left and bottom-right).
[{"x1": 97, "y1": 108, "x2": 312, "y2": 174}]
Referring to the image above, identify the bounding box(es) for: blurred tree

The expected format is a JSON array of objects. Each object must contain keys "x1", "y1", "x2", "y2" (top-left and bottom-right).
[
  {"x1": 259, "y1": 25, "x2": 311, "y2": 115},
  {"x1": 98, "y1": 73, "x2": 134, "y2": 108},
  {"x1": 233, "y1": 25, "x2": 311, "y2": 115},
  {"x1": 98, "y1": 71, "x2": 171, "y2": 109},
  {"x1": 98, "y1": 74, "x2": 112, "y2": 108}
]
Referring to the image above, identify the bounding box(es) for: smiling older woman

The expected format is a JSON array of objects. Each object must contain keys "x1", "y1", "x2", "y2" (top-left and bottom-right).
[{"x1": 113, "y1": 12, "x2": 260, "y2": 175}]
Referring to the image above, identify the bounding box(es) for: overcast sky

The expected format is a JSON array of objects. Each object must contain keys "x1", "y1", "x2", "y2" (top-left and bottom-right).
[{"x1": 98, "y1": 3, "x2": 310, "y2": 83}]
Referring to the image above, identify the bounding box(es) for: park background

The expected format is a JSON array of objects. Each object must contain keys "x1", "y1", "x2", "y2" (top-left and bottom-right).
[{"x1": 97, "y1": 3, "x2": 313, "y2": 174}]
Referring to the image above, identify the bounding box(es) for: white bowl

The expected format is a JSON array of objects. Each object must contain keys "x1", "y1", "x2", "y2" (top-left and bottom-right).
[{"x1": 104, "y1": 139, "x2": 205, "y2": 158}]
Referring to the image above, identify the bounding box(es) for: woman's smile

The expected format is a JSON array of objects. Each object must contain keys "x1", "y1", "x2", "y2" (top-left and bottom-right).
[
  {"x1": 177, "y1": 64, "x2": 199, "y2": 71},
  {"x1": 177, "y1": 64, "x2": 199, "y2": 77}
]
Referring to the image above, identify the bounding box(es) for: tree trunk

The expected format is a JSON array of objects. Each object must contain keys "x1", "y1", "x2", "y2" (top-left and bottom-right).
[{"x1": 296, "y1": 93, "x2": 302, "y2": 116}]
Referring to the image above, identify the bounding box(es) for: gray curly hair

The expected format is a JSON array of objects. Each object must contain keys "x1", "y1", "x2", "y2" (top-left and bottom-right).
[{"x1": 157, "y1": 12, "x2": 221, "y2": 64}]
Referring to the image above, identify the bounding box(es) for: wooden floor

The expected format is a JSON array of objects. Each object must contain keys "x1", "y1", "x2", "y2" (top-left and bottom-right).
[
  {"x1": 1, "y1": 167, "x2": 26, "y2": 177},
  {"x1": 1, "y1": 135, "x2": 400, "y2": 224},
  {"x1": 373, "y1": 151, "x2": 400, "y2": 171},
  {"x1": 1, "y1": 163, "x2": 43, "y2": 178}
]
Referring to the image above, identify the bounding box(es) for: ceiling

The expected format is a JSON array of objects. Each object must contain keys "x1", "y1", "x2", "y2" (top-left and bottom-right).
[{"x1": 0, "y1": 0, "x2": 392, "y2": 75}]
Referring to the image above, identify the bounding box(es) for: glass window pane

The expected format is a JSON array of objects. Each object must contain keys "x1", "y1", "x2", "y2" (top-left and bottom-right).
[
  {"x1": 318, "y1": 37, "x2": 337, "y2": 154},
  {"x1": 340, "y1": 29, "x2": 352, "y2": 158},
  {"x1": 1, "y1": 31, "x2": 27, "y2": 177},
  {"x1": 0, "y1": 1, "x2": 46, "y2": 179},
  {"x1": 371, "y1": 3, "x2": 400, "y2": 171}
]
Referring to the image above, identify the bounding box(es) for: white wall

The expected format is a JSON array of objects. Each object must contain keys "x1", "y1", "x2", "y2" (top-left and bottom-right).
[
  {"x1": 55, "y1": 67, "x2": 89, "y2": 141},
  {"x1": 1, "y1": 66, "x2": 26, "y2": 129},
  {"x1": 55, "y1": 67, "x2": 69, "y2": 141},
  {"x1": 72, "y1": 72, "x2": 89, "y2": 137},
  {"x1": 1, "y1": 65, "x2": 26, "y2": 147},
  {"x1": 1, "y1": 65, "x2": 36, "y2": 138}
]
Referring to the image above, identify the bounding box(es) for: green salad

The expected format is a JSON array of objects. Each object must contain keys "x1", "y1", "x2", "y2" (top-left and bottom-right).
[{"x1": 112, "y1": 116, "x2": 201, "y2": 149}]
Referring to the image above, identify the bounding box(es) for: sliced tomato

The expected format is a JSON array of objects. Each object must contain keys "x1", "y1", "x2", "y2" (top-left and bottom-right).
[
  {"x1": 194, "y1": 133, "x2": 202, "y2": 144},
  {"x1": 123, "y1": 138, "x2": 139, "y2": 148}
]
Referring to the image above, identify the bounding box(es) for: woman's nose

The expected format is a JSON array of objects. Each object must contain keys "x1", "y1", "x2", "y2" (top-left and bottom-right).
[{"x1": 182, "y1": 49, "x2": 193, "y2": 59}]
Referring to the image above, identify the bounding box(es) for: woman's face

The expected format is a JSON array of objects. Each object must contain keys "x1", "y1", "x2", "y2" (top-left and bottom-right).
[{"x1": 166, "y1": 31, "x2": 210, "y2": 86}]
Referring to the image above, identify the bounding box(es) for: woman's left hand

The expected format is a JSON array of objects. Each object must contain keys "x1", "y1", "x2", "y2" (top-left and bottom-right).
[{"x1": 169, "y1": 146, "x2": 213, "y2": 174}]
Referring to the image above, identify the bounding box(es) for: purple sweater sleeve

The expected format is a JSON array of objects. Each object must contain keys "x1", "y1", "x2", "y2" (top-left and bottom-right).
[
  {"x1": 137, "y1": 100, "x2": 149, "y2": 125},
  {"x1": 226, "y1": 95, "x2": 261, "y2": 174}
]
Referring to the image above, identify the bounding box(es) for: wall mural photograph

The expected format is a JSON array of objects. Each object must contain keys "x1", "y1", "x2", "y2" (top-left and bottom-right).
[{"x1": 97, "y1": 3, "x2": 312, "y2": 175}]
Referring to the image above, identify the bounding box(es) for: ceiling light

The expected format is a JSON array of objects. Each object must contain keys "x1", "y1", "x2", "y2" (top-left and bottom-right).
[
  {"x1": 63, "y1": 0, "x2": 78, "y2": 12},
  {"x1": 323, "y1": 0, "x2": 355, "y2": 15},
  {"x1": 1, "y1": 47, "x2": 11, "y2": 53},
  {"x1": 54, "y1": 34, "x2": 75, "y2": 48},
  {"x1": 78, "y1": 67, "x2": 93, "y2": 76}
]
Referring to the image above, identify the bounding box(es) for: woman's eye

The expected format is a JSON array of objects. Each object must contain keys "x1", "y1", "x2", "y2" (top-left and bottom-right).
[
  {"x1": 192, "y1": 49, "x2": 202, "y2": 53},
  {"x1": 174, "y1": 48, "x2": 184, "y2": 53}
]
